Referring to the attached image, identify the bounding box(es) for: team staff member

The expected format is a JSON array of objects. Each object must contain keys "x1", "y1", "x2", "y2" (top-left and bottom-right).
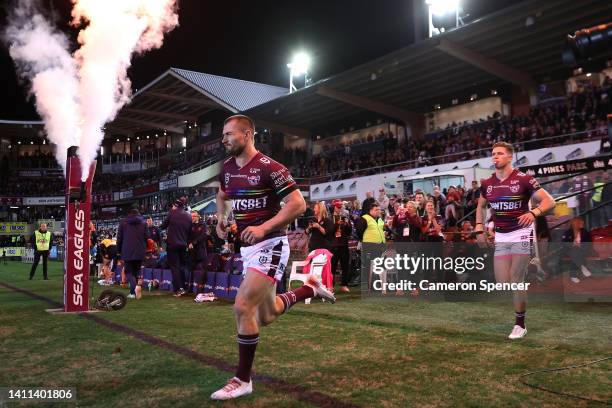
[
  {"x1": 161, "y1": 196, "x2": 192, "y2": 297},
  {"x1": 117, "y1": 205, "x2": 148, "y2": 299},
  {"x1": 212, "y1": 114, "x2": 335, "y2": 400},
  {"x1": 29, "y1": 223, "x2": 52, "y2": 280},
  {"x1": 356, "y1": 203, "x2": 386, "y2": 244},
  {"x1": 188, "y1": 211, "x2": 208, "y2": 291},
  {"x1": 476, "y1": 142, "x2": 555, "y2": 339}
]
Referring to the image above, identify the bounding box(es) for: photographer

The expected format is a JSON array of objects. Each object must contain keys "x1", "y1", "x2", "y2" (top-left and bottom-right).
[
  {"x1": 330, "y1": 199, "x2": 353, "y2": 293},
  {"x1": 306, "y1": 201, "x2": 334, "y2": 252}
]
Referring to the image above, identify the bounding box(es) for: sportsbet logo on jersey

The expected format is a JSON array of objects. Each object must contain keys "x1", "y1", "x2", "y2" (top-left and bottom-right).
[{"x1": 232, "y1": 197, "x2": 268, "y2": 210}]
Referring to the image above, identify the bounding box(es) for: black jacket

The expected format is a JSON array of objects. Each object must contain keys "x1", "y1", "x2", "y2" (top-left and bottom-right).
[
  {"x1": 307, "y1": 217, "x2": 334, "y2": 251},
  {"x1": 117, "y1": 214, "x2": 148, "y2": 261},
  {"x1": 188, "y1": 222, "x2": 208, "y2": 262},
  {"x1": 330, "y1": 214, "x2": 352, "y2": 247},
  {"x1": 160, "y1": 207, "x2": 192, "y2": 249}
]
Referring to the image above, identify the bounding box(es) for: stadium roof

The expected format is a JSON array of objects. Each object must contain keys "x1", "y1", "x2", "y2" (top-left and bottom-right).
[
  {"x1": 106, "y1": 68, "x2": 287, "y2": 135},
  {"x1": 243, "y1": 0, "x2": 612, "y2": 135},
  {"x1": 0, "y1": 119, "x2": 44, "y2": 140}
]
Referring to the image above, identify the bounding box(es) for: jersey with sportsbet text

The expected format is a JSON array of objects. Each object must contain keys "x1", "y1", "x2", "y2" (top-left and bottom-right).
[
  {"x1": 481, "y1": 168, "x2": 541, "y2": 233},
  {"x1": 219, "y1": 151, "x2": 298, "y2": 243}
]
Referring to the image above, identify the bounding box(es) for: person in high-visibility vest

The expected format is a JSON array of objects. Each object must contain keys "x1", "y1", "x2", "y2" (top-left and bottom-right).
[
  {"x1": 29, "y1": 223, "x2": 52, "y2": 280},
  {"x1": 356, "y1": 203, "x2": 386, "y2": 244},
  {"x1": 592, "y1": 175, "x2": 605, "y2": 227}
]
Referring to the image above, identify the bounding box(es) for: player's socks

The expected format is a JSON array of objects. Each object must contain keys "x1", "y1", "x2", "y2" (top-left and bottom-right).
[
  {"x1": 277, "y1": 285, "x2": 315, "y2": 314},
  {"x1": 515, "y1": 311, "x2": 526, "y2": 329},
  {"x1": 236, "y1": 333, "x2": 259, "y2": 382}
]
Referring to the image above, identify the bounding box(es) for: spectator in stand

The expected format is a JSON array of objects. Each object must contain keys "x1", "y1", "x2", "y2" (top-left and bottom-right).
[
  {"x1": 376, "y1": 188, "x2": 390, "y2": 216},
  {"x1": 306, "y1": 201, "x2": 334, "y2": 252},
  {"x1": 445, "y1": 186, "x2": 462, "y2": 226},
  {"x1": 562, "y1": 217, "x2": 593, "y2": 284},
  {"x1": 287, "y1": 82, "x2": 609, "y2": 180},
  {"x1": 117, "y1": 204, "x2": 147, "y2": 299},
  {"x1": 414, "y1": 192, "x2": 427, "y2": 218},
  {"x1": 160, "y1": 196, "x2": 193, "y2": 297},
  {"x1": 329, "y1": 199, "x2": 353, "y2": 293},
  {"x1": 405, "y1": 202, "x2": 424, "y2": 242},
  {"x1": 431, "y1": 186, "x2": 446, "y2": 218},
  {"x1": 465, "y1": 180, "x2": 481, "y2": 221},
  {"x1": 350, "y1": 199, "x2": 362, "y2": 221},
  {"x1": 459, "y1": 221, "x2": 476, "y2": 243},
  {"x1": 421, "y1": 201, "x2": 443, "y2": 242}
]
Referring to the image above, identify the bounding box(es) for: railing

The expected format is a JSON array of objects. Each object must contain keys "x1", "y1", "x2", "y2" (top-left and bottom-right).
[
  {"x1": 179, "y1": 153, "x2": 225, "y2": 175},
  {"x1": 191, "y1": 194, "x2": 217, "y2": 209},
  {"x1": 293, "y1": 130, "x2": 605, "y2": 185}
]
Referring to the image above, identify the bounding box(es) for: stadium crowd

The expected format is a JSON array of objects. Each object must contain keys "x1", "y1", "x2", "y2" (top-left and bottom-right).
[{"x1": 290, "y1": 79, "x2": 611, "y2": 179}]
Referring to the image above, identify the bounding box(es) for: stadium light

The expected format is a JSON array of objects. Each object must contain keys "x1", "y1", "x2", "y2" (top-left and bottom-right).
[
  {"x1": 427, "y1": 0, "x2": 459, "y2": 16},
  {"x1": 425, "y1": 0, "x2": 463, "y2": 37},
  {"x1": 287, "y1": 52, "x2": 311, "y2": 93}
]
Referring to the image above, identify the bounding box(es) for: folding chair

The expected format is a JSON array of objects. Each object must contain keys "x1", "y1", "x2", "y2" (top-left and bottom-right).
[{"x1": 289, "y1": 252, "x2": 329, "y2": 304}]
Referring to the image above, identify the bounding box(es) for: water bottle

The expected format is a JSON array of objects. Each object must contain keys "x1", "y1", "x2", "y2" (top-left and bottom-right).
[{"x1": 148, "y1": 280, "x2": 152, "y2": 292}]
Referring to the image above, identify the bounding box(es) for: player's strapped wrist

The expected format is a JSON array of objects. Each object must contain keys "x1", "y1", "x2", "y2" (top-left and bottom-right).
[{"x1": 529, "y1": 210, "x2": 538, "y2": 218}]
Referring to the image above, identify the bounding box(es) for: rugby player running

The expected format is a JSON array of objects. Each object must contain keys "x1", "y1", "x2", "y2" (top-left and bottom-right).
[
  {"x1": 475, "y1": 142, "x2": 555, "y2": 339},
  {"x1": 211, "y1": 115, "x2": 336, "y2": 400}
]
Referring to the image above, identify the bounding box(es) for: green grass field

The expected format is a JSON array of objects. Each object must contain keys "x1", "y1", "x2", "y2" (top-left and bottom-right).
[{"x1": 1, "y1": 260, "x2": 610, "y2": 407}]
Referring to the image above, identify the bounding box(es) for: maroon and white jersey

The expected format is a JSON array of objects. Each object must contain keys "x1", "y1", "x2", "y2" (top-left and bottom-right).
[
  {"x1": 219, "y1": 151, "x2": 297, "y2": 243},
  {"x1": 481, "y1": 169, "x2": 541, "y2": 233}
]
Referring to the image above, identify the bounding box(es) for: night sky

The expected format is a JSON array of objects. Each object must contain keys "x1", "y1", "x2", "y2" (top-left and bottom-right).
[{"x1": 0, "y1": 0, "x2": 520, "y2": 120}]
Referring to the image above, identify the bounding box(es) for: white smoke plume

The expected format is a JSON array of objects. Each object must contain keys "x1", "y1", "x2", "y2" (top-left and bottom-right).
[
  {"x1": 4, "y1": 0, "x2": 81, "y2": 169},
  {"x1": 3, "y1": 0, "x2": 179, "y2": 180}
]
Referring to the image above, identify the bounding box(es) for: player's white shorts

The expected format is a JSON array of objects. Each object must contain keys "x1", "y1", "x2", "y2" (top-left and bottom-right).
[
  {"x1": 240, "y1": 235, "x2": 290, "y2": 282},
  {"x1": 494, "y1": 226, "x2": 533, "y2": 258}
]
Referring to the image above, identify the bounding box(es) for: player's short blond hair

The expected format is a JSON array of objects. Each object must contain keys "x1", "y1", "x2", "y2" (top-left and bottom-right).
[
  {"x1": 492, "y1": 141, "x2": 514, "y2": 154},
  {"x1": 224, "y1": 114, "x2": 255, "y2": 134}
]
